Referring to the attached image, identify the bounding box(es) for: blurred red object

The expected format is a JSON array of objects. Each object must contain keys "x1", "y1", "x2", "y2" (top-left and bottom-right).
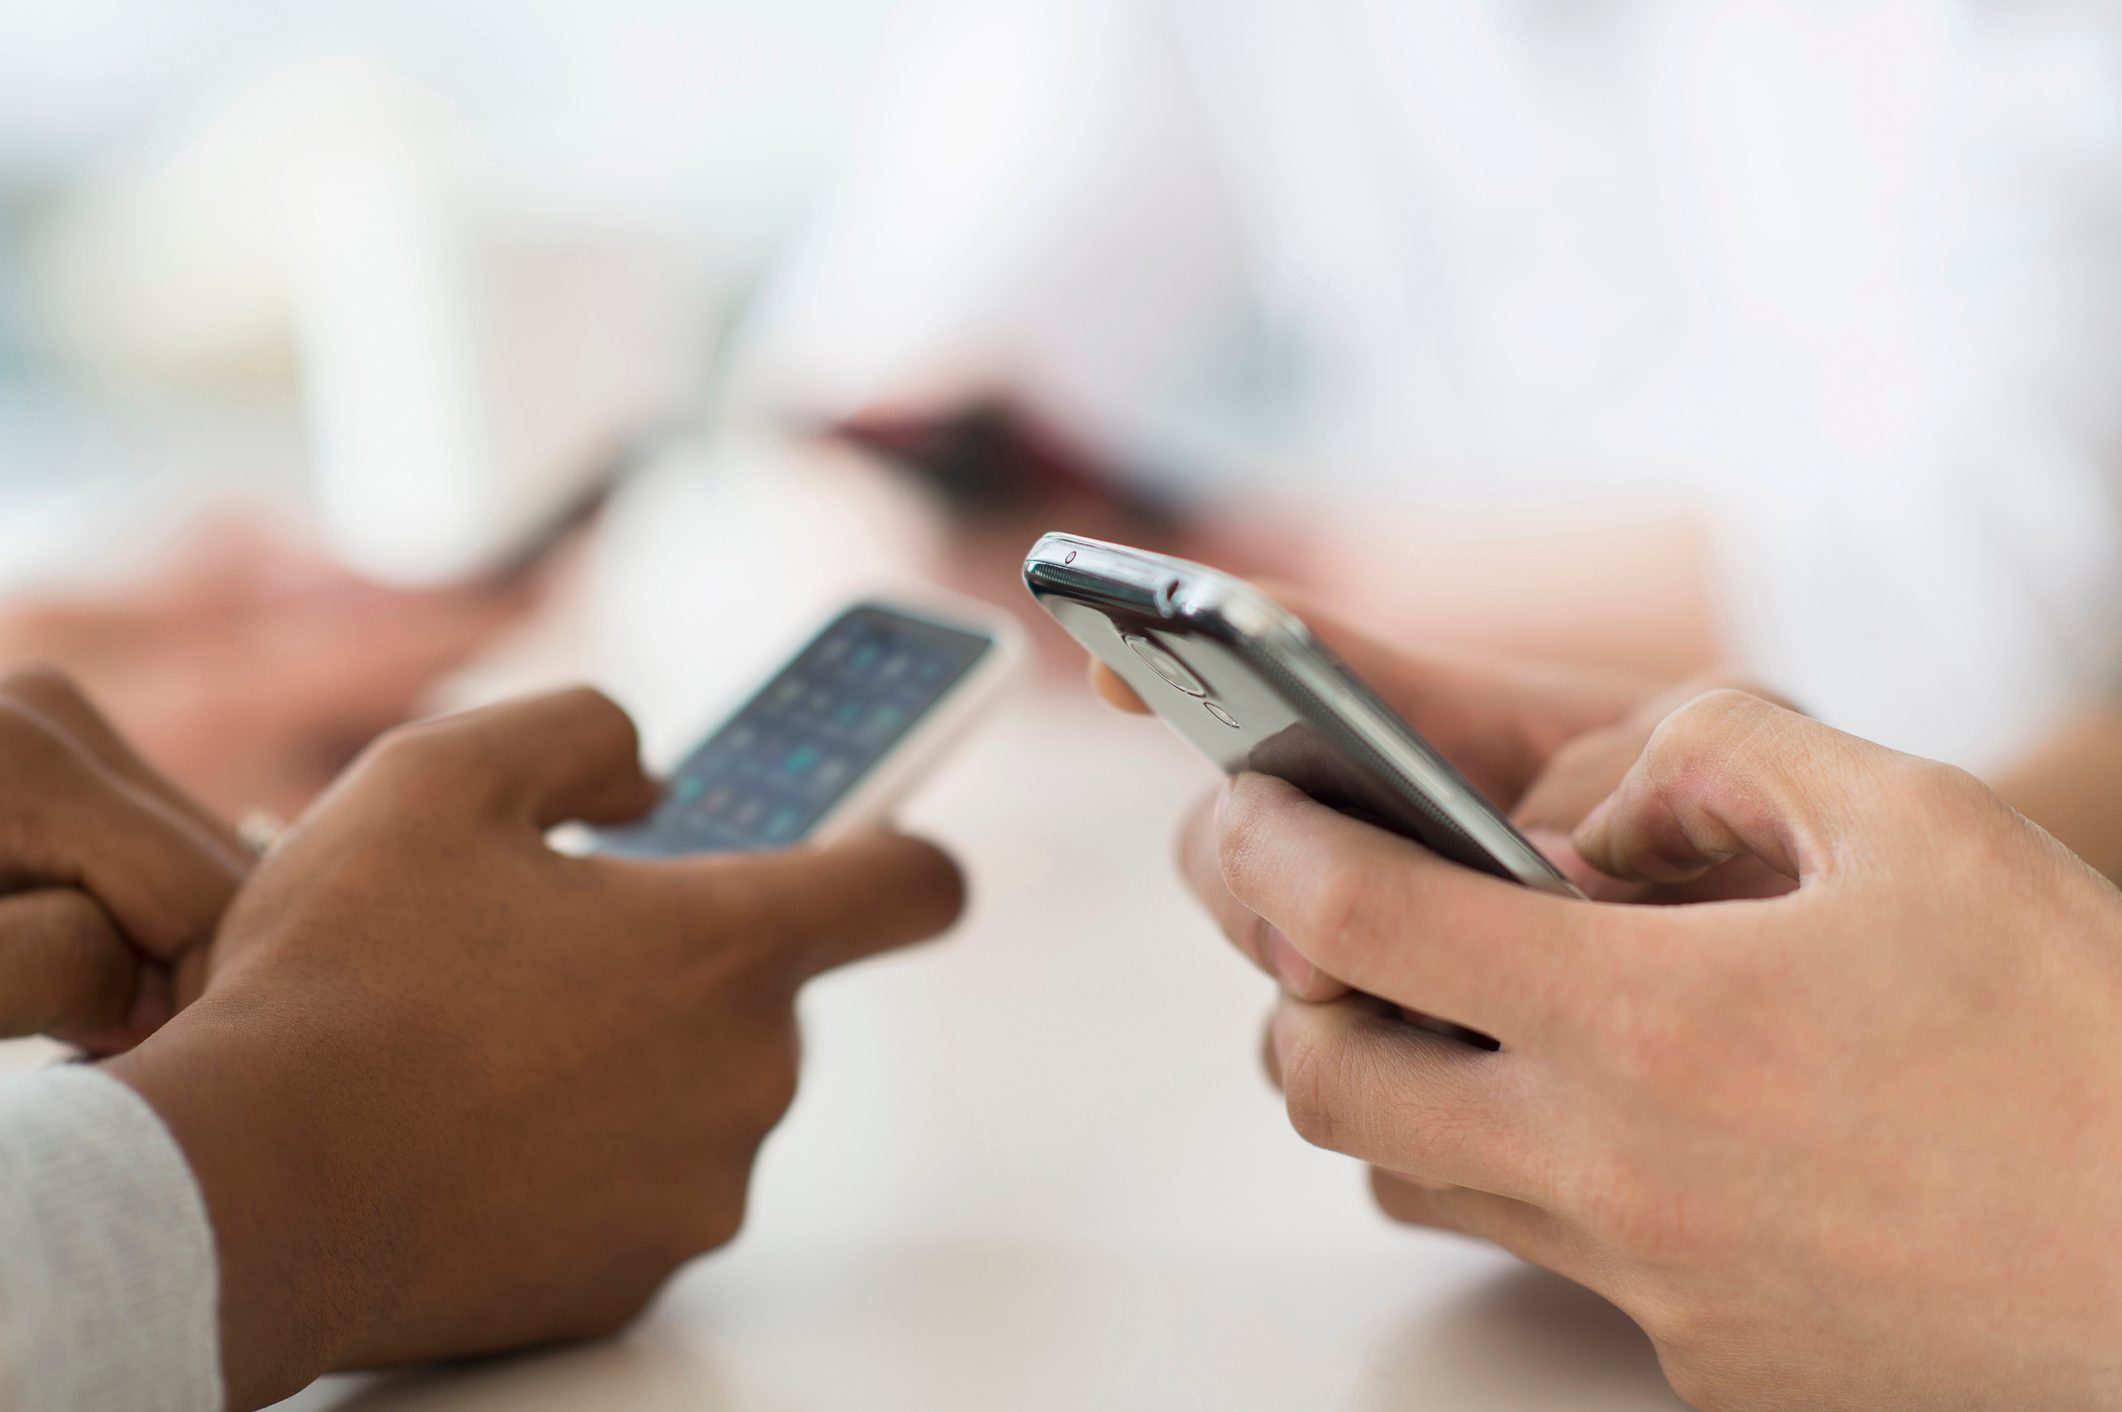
[{"x1": 0, "y1": 517, "x2": 544, "y2": 818}]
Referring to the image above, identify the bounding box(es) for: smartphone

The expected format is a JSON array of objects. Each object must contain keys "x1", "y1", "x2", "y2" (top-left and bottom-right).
[
  {"x1": 1023, "y1": 532, "x2": 1581, "y2": 898},
  {"x1": 593, "y1": 599, "x2": 1019, "y2": 857}
]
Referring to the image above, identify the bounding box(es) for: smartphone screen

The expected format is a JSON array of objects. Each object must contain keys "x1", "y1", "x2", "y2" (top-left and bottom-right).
[{"x1": 595, "y1": 604, "x2": 997, "y2": 857}]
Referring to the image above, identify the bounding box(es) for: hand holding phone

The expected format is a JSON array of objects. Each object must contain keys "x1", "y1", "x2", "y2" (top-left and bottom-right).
[{"x1": 1023, "y1": 533, "x2": 1580, "y2": 896}]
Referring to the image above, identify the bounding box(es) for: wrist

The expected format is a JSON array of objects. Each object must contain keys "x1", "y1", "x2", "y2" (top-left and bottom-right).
[{"x1": 102, "y1": 989, "x2": 397, "y2": 1410}]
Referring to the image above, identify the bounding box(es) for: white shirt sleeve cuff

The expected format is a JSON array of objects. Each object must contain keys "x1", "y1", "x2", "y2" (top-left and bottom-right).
[{"x1": 0, "y1": 1063, "x2": 223, "y2": 1412}]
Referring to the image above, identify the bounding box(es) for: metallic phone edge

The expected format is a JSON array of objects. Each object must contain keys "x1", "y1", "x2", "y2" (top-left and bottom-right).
[{"x1": 1024, "y1": 532, "x2": 1582, "y2": 898}]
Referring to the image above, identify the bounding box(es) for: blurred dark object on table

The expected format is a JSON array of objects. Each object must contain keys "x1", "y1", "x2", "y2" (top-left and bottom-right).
[
  {"x1": 827, "y1": 400, "x2": 1202, "y2": 668},
  {"x1": 834, "y1": 400, "x2": 1185, "y2": 529}
]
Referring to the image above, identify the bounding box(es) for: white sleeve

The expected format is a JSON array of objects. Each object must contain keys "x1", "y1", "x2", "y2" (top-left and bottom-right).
[
  {"x1": 734, "y1": 0, "x2": 1243, "y2": 466},
  {"x1": 0, "y1": 1065, "x2": 222, "y2": 1412}
]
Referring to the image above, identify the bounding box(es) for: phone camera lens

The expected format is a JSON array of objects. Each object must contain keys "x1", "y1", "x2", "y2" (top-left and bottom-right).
[
  {"x1": 1123, "y1": 633, "x2": 1208, "y2": 697},
  {"x1": 1204, "y1": 701, "x2": 1241, "y2": 729}
]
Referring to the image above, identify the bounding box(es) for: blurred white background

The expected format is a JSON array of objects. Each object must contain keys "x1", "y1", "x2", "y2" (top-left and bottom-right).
[
  {"x1": 0, "y1": 0, "x2": 922, "y2": 582},
  {"x1": 0, "y1": 0, "x2": 902, "y2": 242}
]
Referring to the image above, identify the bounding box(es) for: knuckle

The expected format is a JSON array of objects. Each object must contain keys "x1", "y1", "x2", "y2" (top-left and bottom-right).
[
  {"x1": 1637, "y1": 690, "x2": 1792, "y2": 820},
  {"x1": 1647, "y1": 688, "x2": 1760, "y2": 768},
  {"x1": 1901, "y1": 759, "x2": 2001, "y2": 821},
  {"x1": 524, "y1": 685, "x2": 643, "y2": 777},
  {"x1": 697, "y1": 1195, "x2": 748, "y2": 1253},
  {"x1": 678, "y1": 1181, "x2": 751, "y2": 1258},
  {"x1": 711, "y1": 902, "x2": 811, "y2": 999},
  {"x1": 1678, "y1": 685, "x2": 1765, "y2": 726},
  {"x1": 1878, "y1": 759, "x2": 2017, "y2": 867},
  {"x1": 1303, "y1": 855, "x2": 1372, "y2": 959},
  {"x1": 0, "y1": 665, "x2": 91, "y2": 716},
  {"x1": 563, "y1": 1277, "x2": 665, "y2": 1342},
  {"x1": 0, "y1": 701, "x2": 69, "y2": 779},
  {"x1": 557, "y1": 685, "x2": 640, "y2": 750},
  {"x1": 1215, "y1": 778, "x2": 1319, "y2": 920},
  {"x1": 1279, "y1": 1027, "x2": 1356, "y2": 1152},
  {"x1": 35, "y1": 888, "x2": 109, "y2": 947},
  {"x1": 1642, "y1": 1321, "x2": 1760, "y2": 1412},
  {"x1": 1668, "y1": 671, "x2": 1798, "y2": 716},
  {"x1": 743, "y1": 1046, "x2": 801, "y2": 1131},
  {"x1": 359, "y1": 718, "x2": 444, "y2": 770},
  {"x1": 1215, "y1": 789, "x2": 1267, "y2": 899},
  {"x1": 1655, "y1": 1353, "x2": 1725, "y2": 1412},
  {"x1": 358, "y1": 718, "x2": 480, "y2": 792}
]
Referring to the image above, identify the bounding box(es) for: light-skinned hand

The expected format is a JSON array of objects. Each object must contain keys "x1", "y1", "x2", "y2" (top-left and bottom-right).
[{"x1": 1192, "y1": 689, "x2": 2122, "y2": 1410}]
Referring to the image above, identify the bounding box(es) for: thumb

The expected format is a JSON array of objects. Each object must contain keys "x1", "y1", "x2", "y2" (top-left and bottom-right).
[
  {"x1": 644, "y1": 831, "x2": 967, "y2": 983},
  {"x1": 1572, "y1": 690, "x2": 1892, "y2": 884}
]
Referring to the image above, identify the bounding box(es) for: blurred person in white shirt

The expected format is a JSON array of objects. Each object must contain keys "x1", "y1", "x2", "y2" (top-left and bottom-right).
[{"x1": 737, "y1": 0, "x2": 2122, "y2": 879}]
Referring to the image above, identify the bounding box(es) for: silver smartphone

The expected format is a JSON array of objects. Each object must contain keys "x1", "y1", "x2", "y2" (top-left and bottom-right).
[{"x1": 1023, "y1": 532, "x2": 1581, "y2": 897}]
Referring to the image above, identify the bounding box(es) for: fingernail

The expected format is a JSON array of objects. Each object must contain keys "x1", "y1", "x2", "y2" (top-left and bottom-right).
[
  {"x1": 1263, "y1": 926, "x2": 1316, "y2": 994},
  {"x1": 1214, "y1": 775, "x2": 1237, "y2": 830}
]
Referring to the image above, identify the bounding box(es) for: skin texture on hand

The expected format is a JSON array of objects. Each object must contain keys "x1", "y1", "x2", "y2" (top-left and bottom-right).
[
  {"x1": 1185, "y1": 690, "x2": 2122, "y2": 1410},
  {"x1": 103, "y1": 688, "x2": 966, "y2": 1411},
  {"x1": 0, "y1": 668, "x2": 247, "y2": 1052}
]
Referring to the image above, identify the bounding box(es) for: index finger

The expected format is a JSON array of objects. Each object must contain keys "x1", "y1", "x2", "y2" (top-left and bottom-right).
[
  {"x1": 0, "y1": 668, "x2": 244, "y2": 860},
  {"x1": 1175, "y1": 783, "x2": 1352, "y2": 1002},
  {"x1": 0, "y1": 701, "x2": 243, "y2": 959},
  {"x1": 1216, "y1": 772, "x2": 1638, "y2": 1044}
]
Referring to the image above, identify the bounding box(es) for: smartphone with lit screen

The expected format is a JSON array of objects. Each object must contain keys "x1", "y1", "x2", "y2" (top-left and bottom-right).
[{"x1": 593, "y1": 599, "x2": 1019, "y2": 857}]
